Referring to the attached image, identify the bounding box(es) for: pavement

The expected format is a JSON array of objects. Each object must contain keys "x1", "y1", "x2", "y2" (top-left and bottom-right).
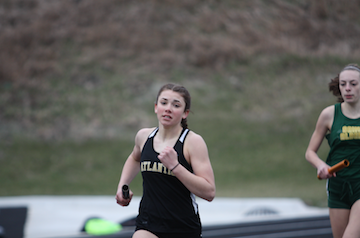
[{"x1": 0, "y1": 196, "x2": 329, "y2": 238}]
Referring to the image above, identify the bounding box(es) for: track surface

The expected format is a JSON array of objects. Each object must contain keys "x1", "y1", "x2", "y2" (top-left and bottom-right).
[
  {"x1": 67, "y1": 215, "x2": 332, "y2": 238},
  {"x1": 0, "y1": 196, "x2": 330, "y2": 238}
]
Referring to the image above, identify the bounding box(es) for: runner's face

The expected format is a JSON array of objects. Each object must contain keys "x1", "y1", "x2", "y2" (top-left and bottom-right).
[
  {"x1": 155, "y1": 90, "x2": 188, "y2": 127},
  {"x1": 339, "y1": 70, "x2": 360, "y2": 104}
]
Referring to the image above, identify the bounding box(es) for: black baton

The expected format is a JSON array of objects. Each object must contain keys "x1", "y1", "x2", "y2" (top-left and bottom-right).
[{"x1": 122, "y1": 184, "x2": 129, "y2": 199}]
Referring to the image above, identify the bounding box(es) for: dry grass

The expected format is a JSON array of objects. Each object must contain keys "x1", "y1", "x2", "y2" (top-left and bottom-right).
[{"x1": 1, "y1": 0, "x2": 360, "y2": 140}]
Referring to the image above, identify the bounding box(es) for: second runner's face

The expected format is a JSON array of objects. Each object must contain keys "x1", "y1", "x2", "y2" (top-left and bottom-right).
[
  {"x1": 155, "y1": 90, "x2": 188, "y2": 127},
  {"x1": 339, "y1": 70, "x2": 360, "y2": 104}
]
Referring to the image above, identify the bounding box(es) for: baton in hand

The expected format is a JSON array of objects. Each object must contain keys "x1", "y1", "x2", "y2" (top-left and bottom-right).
[{"x1": 317, "y1": 159, "x2": 350, "y2": 179}]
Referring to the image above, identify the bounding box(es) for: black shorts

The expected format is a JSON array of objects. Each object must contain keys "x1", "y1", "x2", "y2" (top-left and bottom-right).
[{"x1": 135, "y1": 227, "x2": 202, "y2": 238}]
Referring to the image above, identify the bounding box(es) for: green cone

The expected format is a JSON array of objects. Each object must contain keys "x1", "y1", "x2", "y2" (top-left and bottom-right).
[{"x1": 84, "y1": 218, "x2": 122, "y2": 235}]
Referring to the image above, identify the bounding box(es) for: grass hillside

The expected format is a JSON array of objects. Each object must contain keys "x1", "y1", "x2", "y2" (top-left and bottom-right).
[{"x1": 1, "y1": 0, "x2": 360, "y2": 206}]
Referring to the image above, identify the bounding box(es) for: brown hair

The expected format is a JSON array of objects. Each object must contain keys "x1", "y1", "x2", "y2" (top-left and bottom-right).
[
  {"x1": 155, "y1": 83, "x2": 191, "y2": 129},
  {"x1": 329, "y1": 63, "x2": 360, "y2": 103}
]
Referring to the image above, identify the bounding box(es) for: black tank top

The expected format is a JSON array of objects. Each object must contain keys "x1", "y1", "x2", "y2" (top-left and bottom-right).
[{"x1": 135, "y1": 127, "x2": 201, "y2": 233}]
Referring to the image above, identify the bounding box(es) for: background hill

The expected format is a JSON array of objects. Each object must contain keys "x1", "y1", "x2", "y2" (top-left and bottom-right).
[{"x1": 1, "y1": 0, "x2": 360, "y2": 206}]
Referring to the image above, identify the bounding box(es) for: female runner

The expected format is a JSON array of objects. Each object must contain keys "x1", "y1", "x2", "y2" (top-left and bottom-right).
[
  {"x1": 305, "y1": 64, "x2": 360, "y2": 238},
  {"x1": 116, "y1": 83, "x2": 216, "y2": 238}
]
